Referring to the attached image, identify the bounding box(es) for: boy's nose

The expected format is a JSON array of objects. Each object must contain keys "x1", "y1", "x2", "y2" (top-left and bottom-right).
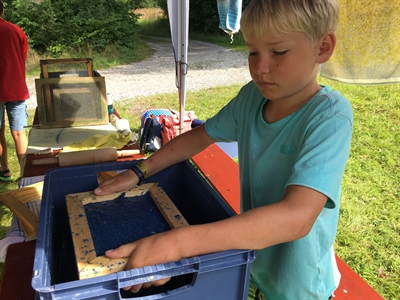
[{"x1": 252, "y1": 57, "x2": 271, "y2": 74}]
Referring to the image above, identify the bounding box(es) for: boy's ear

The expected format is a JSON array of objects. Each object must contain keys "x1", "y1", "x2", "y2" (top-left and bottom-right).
[{"x1": 316, "y1": 31, "x2": 336, "y2": 64}]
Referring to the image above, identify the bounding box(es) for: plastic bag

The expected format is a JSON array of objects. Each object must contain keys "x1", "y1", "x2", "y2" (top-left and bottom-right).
[{"x1": 160, "y1": 110, "x2": 196, "y2": 146}]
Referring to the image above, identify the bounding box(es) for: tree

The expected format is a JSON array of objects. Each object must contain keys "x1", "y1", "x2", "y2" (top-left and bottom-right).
[{"x1": 3, "y1": 0, "x2": 142, "y2": 55}]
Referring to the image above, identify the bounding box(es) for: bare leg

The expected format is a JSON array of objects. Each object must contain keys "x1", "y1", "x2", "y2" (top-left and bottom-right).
[
  {"x1": 0, "y1": 125, "x2": 10, "y2": 174},
  {"x1": 11, "y1": 129, "x2": 28, "y2": 165}
]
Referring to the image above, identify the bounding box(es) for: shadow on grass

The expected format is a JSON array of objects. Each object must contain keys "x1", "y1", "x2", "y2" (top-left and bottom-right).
[
  {"x1": 0, "y1": 204, "x2": 13, "y2": 281},
  {"x1": 0, "y1": 179, "x2": 19, "y2": 194}
]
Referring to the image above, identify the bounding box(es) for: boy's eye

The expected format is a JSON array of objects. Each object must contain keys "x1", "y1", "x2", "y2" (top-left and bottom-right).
[
  {"x1": 273, "y1": 50, "x2": 288, "y2": 56},
  {"x1": 248, "y1": 51, "x2": 257, "y2": 56}
]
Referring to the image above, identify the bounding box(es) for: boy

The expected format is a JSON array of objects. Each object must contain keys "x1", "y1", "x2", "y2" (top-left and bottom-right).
[
  {"x1": 0, "y1": 0, "x2": 29, "y2": 180},
  {"x1": 94, "y1": 0, "x2": 353, "y2": 298}
]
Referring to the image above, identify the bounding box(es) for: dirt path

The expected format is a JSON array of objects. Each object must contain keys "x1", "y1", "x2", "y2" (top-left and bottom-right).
[{"x1": 26, "y1": 38, "x2": 251, "y2": 109}]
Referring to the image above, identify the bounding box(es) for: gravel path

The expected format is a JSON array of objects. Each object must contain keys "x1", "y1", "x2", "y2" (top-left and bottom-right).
[{"x1": 25, "y1": 38, "x2": 251, "y2": 109}]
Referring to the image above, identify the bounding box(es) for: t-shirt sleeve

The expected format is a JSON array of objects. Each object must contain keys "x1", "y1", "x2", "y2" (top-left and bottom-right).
[
  {"x1": 205, "y1": 93, "x2": 239, "y2": 142},
  {"x1": 21, "y1": 29, "x2": 29, "y2": 61},
  {"x1": 205, "y1": 82, "x2": 259, "y2": 142},
  {"x1": 13, "y1": 23, "x2": 29, "y2": 61},
  {"x1": 287, "y1": 101, "x2": 353, "y2": 208}
]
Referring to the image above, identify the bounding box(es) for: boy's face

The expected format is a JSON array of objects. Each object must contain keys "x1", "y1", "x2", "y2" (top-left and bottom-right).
[{"x1": 246, "y1": 30, "x2": 322, "y2": 106}]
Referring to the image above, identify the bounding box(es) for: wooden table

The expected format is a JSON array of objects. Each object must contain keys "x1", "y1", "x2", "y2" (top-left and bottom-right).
[
  {"x1": 22, "y1": 143, "x2": 145, "y2": 178},
  {"x1": 23, "y1": 108, "x2": 146, "y2": 178},
  {"x1": 0, "y1": 240, "x2": 36, "y2": 299}
]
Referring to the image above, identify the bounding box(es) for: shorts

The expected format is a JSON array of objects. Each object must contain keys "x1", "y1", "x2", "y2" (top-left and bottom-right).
[{"x1": 0, "y1": 101, "x2": 28, "y2": 130}]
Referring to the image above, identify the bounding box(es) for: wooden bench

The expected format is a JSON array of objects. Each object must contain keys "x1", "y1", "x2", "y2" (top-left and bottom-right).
[{"x1": 192, "y1": 144, "x2": 384, "y2": 300}]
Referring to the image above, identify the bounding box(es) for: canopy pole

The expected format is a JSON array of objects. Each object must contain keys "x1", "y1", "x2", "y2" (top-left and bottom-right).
[{"x1": 168, "y1": 0, "x2": 189, "y2": 135}]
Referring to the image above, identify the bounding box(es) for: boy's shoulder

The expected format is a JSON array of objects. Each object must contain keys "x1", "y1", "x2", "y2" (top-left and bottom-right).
[
  {"x1": 1, "y1": 19, "x2": 24, "y2": 33},
  {"x1": 311, "y1": 85, "x2": 353, "y2": 122},
  {"x1": 319, "y1": 85, "x2": 352, "y2": 107}
]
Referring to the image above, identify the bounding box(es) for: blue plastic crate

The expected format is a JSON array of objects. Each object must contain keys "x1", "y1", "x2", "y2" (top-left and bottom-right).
[{"x1": 32, "y1": 160, "x2": 255, "y2": 300}]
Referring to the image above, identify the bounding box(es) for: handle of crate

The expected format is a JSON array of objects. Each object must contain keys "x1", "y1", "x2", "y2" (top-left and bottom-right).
[
  {"x1": 40, "y1": 58, "x2": 94, "y2": 78},
  {"x1": 117, "y1": 260, "x2": 200, "y2": 299}
]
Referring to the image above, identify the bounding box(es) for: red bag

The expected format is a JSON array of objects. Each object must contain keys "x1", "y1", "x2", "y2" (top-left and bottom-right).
[{"x1": 160, "y1": 110, "x2": 196, "y2": 146}]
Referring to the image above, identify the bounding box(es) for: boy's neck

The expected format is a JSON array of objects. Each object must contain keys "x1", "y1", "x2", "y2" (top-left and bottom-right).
[{"x1": 263, "y1": 84, "x2": 322, "y2": 123}]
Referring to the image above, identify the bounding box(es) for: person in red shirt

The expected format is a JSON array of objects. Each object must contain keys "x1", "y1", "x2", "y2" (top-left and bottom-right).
[{"x1": 0, "y1": 0, "x2": 29, "y2": 181}]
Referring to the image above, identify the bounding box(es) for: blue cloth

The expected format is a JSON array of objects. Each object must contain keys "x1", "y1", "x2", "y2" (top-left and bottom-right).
[
  {"x1": 217, "y1": 0, "x2": 242, "y2": 35},
  {"x1": 205, "y1": 83, "x2": 353, "y2": 299}
]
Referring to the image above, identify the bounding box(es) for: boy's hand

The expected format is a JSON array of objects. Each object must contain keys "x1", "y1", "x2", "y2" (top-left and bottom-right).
[
  {"x1": 105, "y1": 229, "x2": 184, "y2": 293},
  {"x1": 94, "y1": 169, "x2": 138, "y2": 195}
]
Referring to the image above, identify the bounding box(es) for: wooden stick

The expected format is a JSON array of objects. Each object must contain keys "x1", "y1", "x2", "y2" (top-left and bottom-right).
[
  {"x1": 149, "y1": 185, "x2": 189, "y2": 228},
  {"x1": 0, "y1": 182, "x2": 43, "y2": 241},
  {"x1": 66, "y1": 193, "x2": 97, "y2": 271}
]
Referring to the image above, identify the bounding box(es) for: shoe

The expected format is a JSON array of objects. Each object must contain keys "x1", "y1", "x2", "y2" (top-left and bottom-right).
[{"x1": 0, "y1": 169, "x2": 13, "y2": 181}]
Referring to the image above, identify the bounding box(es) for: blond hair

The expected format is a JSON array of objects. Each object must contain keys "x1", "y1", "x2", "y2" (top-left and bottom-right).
[{"x1": 240, "y1": 0, "x2": 339, "y2": 44}]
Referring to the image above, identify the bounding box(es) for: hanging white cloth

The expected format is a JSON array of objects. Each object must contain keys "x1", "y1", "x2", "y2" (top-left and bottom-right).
[{"x1": 217, "y1": 0, "x2": 242, "y2": 36}]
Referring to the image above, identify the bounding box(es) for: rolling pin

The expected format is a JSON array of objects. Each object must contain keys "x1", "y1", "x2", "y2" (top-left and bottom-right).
[{"x1": 32, "y1": 148, "x2": 140, "y2": 167}]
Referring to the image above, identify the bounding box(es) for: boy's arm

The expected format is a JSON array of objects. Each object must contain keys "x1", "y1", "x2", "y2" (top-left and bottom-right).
[
  {"x1": 94, "y1": 124, "x2": 216, "y2": 195},
  {"x1": 105, "y1": 185, "x2": 327, "y2": 292}
]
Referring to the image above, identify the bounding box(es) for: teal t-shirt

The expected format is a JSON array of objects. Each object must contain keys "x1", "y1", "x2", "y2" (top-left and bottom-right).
[{"x1": 205, "y1": 82, "x2": 353, "y2": 299}]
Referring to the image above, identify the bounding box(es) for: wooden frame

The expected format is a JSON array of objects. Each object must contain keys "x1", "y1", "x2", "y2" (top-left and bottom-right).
[
  {"x1": 52, "y1": 87, "x2": 96, "y2": 121},
  {"x1": 65, "y1": 183, "x2": 189, "y2": 280},
  {"x1": 35, "y1": 77, "x2": 109, "y2": 128},
  {"x1": 40, "y1": 58, "x2": 93, "y2": 79},
  {"x1": 0, "y1": 182, "x2": 43, "y2": 241}
]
